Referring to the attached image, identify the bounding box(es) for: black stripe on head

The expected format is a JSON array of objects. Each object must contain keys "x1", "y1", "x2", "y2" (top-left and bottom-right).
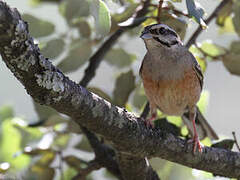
[
  {"x1": 148, "y1": 25, "x2": 178, "y2": 38},
  {"x1": 149, "y1": 28, "x2": 158, "y2": 35},
  {"x1": 153, "y1": 37, "x2": 170, "y2": 47},
  {"x1": 167, "y1": 30, "x2": 178, "y2": 38}
]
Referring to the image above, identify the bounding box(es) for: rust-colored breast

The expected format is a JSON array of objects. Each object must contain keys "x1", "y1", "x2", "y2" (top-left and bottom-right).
[{"x1": 141, "y1": 65, "x2": 201, "y2": 116}]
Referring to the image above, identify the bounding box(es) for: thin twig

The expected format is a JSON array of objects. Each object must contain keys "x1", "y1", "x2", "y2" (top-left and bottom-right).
[
  {"x1": 194, "y1": 42, "x2": 226, "y2": 61},
  {"x1": 186, "y1": 0, "x2": 231, "y2": 48},
  {"x1": 166, "y1": 8, "x2": 190, "y2": 18},
  {"x1": 157, "y1": 0, "x2": 164, "y2": 23},
  {"x1": 232, "y1": 132, "x2": 240, "y2": 152},
  {"x1": 79, "y1": 29, "x2": 124, "y2": 87},
  {"x1": 149, "y1": 4, "x2": 190, "y2": 18}
]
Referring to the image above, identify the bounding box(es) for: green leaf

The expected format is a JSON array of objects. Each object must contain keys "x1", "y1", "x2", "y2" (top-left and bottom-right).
[
  {"x1": 105, "y1": 48, "x2": 136, "y2": 68},
  {"x1": 41, "y1": 38, "x2": 65, "y2": 59},
  {"x1": 36, "y1": 151, "x2": 56, "y2": 166},
  {"x1": 63, "y1": 167, "x2": 78, "y2": 180},
  {"x1": 59, "y1": 0, "x2": 90, "y2": 25},
  {"x1": 33, "y1": 102, "x2": 68, "y2": 127},
  {"x1": 30, "y1": 166, "x2": 55, "y2": 180},
  {"x1": 199, "y1": 40, "x2": 226, "y2": 57},
  {"x1": 90, "y1": 0, "x2": 111, "y2": 36},
  {"x1": 22, "y1": 14, "x2": 55, "y2": 38},
  {"x1": 216, "y1": 0, "x2": 233, "y2": 26},
  {"x1": 13, "y1": 118, "x2": 43, "y2": 147},
  {"x1": 57, "y1": 40, "x2": 92, "y2": 73},
  {"x1": 218, "y1": 16, "x2": 235, "y2": 34},
  {"x1": 113, "y1": 70, "x2": 135, "y2": 107},
  {"x1": 233, "y1": 0, "x2": 240, "y2": 36},
  {"x1": 197, "y1": 90, "x2": 210, "y2": 114},
  {"x1": 189, "y1": 45, "x2": 202, "y2": 56},
  {"x1": 171, "y1": 0, "x2": 182, "y2": 2},
  {"x1": 0, "y1": 105, "x2": 14, "y2": 121},
  {"x1": 64, "y1": 156, "x2": 86, "y2": 171},
  {"x1": 223, "y1": 53, "x2": 240, "y2": 75},
  {"x1": 53, "y1": 134, "x2": 70, "y2": 149},
  {"x1": 0, "y1": 118, "x2": 30, "y2": 169},
  {"x1": 73, "y1": 20, "x2": 91, "y2": 38},
  {"x1": 211, "y1": 139, "x2": 235, "y2": 150},
  {"x1": 186, "y1": 0, "x2": 207, "y2": 29},
  {"x1": 132, "y1": 85, "x2": 147, "y2": 110},
  {"x1": 222, "y1": 41, "x2": 240, "y2": 75},
  {"x1": 112, "y1": 3, "x2": 138, "y2": 23},
  {"x1": 34, "y1": 102, "x2": 58, "y2": 121},
  {"x1": 75, "y1": 135, "x2": 93, "y2": 152},
  {"x1": 167, "y1": 116, "x2": 183, "y2": 127},
  {"x1": 66, "y1": 120, "x2": 82, "y2": 134},
  {"x1": 195, "y1": 56, "x2": 206, "y2": 73}
]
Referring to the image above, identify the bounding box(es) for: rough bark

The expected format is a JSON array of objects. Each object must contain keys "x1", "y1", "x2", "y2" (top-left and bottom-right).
[{"x1": 0, "y1": 1, "x2": 240, "y2": 179}]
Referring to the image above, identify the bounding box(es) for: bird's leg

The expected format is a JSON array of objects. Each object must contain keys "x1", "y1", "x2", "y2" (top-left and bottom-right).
[
  {"x1": 189, "y1": 107, "x2": 202, "y2": 153},
  {"x1": 145, "y1": 104, "x2": 157, "y2": 128}
]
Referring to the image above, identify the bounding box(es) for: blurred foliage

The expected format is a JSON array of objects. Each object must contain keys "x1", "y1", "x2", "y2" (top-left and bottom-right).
[{"x1": 2, "y1": 0, "x2": 240, "y2": 179}]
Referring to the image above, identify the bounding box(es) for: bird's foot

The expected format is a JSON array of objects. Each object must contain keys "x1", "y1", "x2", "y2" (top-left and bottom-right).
[
  {"x1": 188, "y1": 136, "x2": 203, "y2": 153},
  {"x1": 144, "y1": 119, "x2": 154, "y2": 128},
  {"x1": 144, "y1": 113, "x2": 156, "y2": 128}
]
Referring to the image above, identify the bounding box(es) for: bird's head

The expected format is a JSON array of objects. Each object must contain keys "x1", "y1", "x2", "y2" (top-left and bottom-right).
[{"x1": 140, "y1": 24, "x2": 183, "y2": 49}]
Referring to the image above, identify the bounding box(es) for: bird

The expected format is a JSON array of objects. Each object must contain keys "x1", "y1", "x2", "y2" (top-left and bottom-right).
[{"x1": 139, "y1": 24, "x2": 218, "y2": 153}]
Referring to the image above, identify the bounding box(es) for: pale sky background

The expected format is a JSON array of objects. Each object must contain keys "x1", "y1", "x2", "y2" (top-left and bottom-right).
[{"x1": 0, "y1": 0, "x2": 240, "y2": 141}]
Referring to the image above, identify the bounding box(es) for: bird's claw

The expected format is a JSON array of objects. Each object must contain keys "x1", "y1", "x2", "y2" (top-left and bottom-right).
[
  {"x1": 187, "y1": 136, "x2": 203, "y2": 153},
  {"x1": 144, "y1": 119, "x2": 154, "y2": 128}
]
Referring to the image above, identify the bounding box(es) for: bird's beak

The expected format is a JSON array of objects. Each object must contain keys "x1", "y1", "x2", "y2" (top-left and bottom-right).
[{"x1": 140, "y1": 29, "x2": 152, "y2": 39}]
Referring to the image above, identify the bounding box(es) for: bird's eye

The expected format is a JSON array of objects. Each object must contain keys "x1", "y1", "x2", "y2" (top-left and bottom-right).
[{"x1": 158, "y1": 27, "x2": 166, "y2": 34}]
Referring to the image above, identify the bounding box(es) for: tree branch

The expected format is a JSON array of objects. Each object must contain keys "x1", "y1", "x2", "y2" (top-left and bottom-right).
[
  {"x1": 117, "y1": 153, "x2": 160, "y2": 180},
  {"x1": 80, "y1": 126, "x2": 123, "y2": 179},
  {"x1": 157, "y1": 0, "x2": 164, "y2": 23},
  {"x1": 78, "y1": 0, "x2": 154, "y2": 179},
  {"x1": 0, "y1": 1, "x2": 240, "y2": 179}
]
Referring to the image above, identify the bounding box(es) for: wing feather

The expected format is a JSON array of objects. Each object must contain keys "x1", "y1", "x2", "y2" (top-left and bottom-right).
[{"x1": 190, "y1": 54, "x2": 204, "y2": 90}]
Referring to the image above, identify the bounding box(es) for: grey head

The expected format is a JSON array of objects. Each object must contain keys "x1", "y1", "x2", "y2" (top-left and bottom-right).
[{"x1": 140, "y1": 24, "x2": 183, "y2": 49}]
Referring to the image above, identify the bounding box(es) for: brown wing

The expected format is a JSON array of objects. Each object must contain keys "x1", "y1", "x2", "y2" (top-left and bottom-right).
[
  {"x1": 190, "y1": 53, "x2": 204, "y2": 90},
  {"x1": 139, "y1": 53, "x2": 148, "y2": 78}
]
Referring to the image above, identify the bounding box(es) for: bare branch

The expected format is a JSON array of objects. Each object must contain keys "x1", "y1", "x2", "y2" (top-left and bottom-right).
[
  {"x1": 80, "y1": 126, "x2": 123, "y2": 179},
  {"x1": 0, "y1": 1, "x2": 240, "y2": 179},
  {"x1": 233, "y1": 132, "x2": 240, "y2": 152},
  {"x1": 117, "y1": 153, "x2": 160, "y2": 180},
  {"x1": 157, "y1": 0, "x2": 164, "y2": 23}
]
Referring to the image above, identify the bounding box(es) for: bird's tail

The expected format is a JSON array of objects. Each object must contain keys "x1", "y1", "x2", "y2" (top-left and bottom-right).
[{"x1": 181, "y1": 106, "x2": 219, "y2": 140}]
